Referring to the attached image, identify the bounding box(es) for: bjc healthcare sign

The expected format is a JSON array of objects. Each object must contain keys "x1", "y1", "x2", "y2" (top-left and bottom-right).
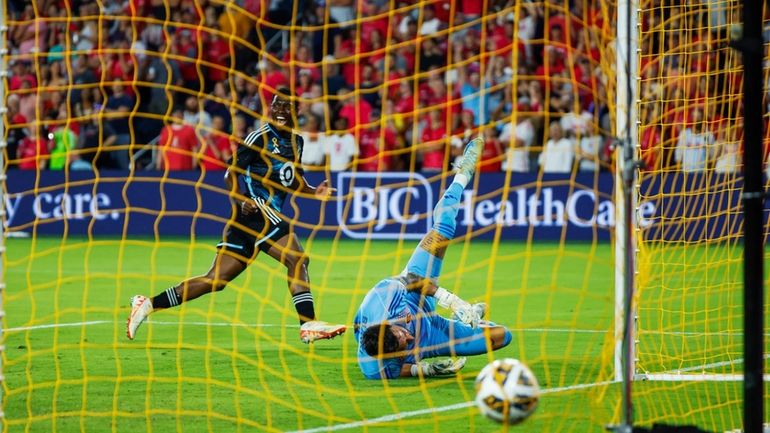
[{"x1": 4, "y1": 170, "x2": 753, "y2": 242}]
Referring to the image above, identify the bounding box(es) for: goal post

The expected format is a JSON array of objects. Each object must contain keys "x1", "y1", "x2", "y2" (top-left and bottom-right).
[
  {"x1": 614, "y1": 0, "x2": 639, "y2": 428},
  {"x1": 616, "y1": 4, "x2": 768, "y2": 433}
]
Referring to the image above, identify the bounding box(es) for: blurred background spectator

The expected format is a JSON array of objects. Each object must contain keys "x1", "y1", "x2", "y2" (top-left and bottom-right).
[
  {"x1": 539, "y1": 120, "x2": 575, "y2": 173},
  {"x1": 156, "y1": 108, "x2": 199, "y2": 171},
  {"x1": 7, "y1": 0, "x2": 737, "y2": 177},
  {"x1": 200, "y1": 116, "x2": 234, "y2": 171},
  {"x1": 325, "y1": 118, "x2": 358, "y2": 171},
  {"x1": 675, "y1": 107, "x2": 715, "y2": 173},
  {"x1": 300, "y1": 114, "x2": 327, "y2": 168},
  {"x1": 17, "y1": 123, "x2": 49, "y2": 171}
]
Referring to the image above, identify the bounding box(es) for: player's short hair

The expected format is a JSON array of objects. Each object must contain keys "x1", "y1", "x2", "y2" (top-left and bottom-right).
[{"x1": 361, "y1": 324, "x2": 399, "y2": 357}]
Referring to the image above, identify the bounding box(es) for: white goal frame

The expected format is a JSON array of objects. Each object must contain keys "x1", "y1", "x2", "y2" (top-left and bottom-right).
[{"x1": 614, "y1": 0, "x2": 753, "y2": 385}]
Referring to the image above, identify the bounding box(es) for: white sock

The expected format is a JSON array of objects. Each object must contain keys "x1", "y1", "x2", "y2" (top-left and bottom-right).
[{"x1": 453, "y1": 173, "x2": 469, "y2": 188}]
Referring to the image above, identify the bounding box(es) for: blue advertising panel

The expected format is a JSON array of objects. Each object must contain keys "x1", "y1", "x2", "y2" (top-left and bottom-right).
[{"x1": 5, "y1": 170, "x2": 760, "y2": 242}]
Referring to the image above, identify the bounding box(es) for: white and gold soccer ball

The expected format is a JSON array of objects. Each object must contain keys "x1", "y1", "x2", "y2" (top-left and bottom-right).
[{"x1": 474, "y1": 358, "x2": 540, "y2": 424}]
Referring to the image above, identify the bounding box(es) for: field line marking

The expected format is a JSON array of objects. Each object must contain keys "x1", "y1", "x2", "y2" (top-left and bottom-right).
[
  {"x1": 5, "y1": 320, "x2": 112, "y2": 332},
  {"x1": 655, "y1": 354, "x2": 770, "y2": 375},
  {"x1": 5, "y1": 321, "x2": 757, "y2": 338},
  {"x1": 4, "y1": 320, "x2": 297, "y2": 333},
  {"x1": 285, "y1": 380, "x2": 616, "y2": 433},
  {"x1": 3, "y1": 321, "x2": 608, "y2": 334},
  {"x1": 150, "y1": 320, "x2": 298, "y2": 328}
]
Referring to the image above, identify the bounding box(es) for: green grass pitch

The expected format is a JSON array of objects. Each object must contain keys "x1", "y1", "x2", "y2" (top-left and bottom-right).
[{"x1": 3, "y1": 237, "x2": 754, "y2": 432}]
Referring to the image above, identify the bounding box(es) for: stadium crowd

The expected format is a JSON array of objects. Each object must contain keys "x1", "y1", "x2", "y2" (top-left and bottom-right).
[{"x1": 4, "y1": 0, "x2": 746, "y2": 174}]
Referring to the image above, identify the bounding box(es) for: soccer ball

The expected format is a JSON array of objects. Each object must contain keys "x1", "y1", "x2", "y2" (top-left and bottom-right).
[{"x1": 474, "y1": 358, "x2": 540, "y2": 424}]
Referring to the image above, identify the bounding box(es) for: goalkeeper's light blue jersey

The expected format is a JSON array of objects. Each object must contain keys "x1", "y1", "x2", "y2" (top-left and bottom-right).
[{"x1": 354, "y1": 277, "x2": 450, "y2": 380}]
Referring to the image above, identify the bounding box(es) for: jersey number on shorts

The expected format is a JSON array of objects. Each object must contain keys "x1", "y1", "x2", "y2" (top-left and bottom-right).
[{"x1": 279, "y1": 162, "x2": 296, "y2": 187}]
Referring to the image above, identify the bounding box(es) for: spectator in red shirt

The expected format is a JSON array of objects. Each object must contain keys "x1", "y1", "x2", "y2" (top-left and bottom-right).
[
  {"x1": 583, "y1": 0, "x2": 605, "y2": 30},
  {"x1": 107, "y1": 37, "x2": 135, "y2": 89},
  {"x1": 479, "y1": 127, "x2": 504, "y2": 172},
  {"x1": 17, "y1": 124, "x2": 50, "y2": 170},
  {"x1": 156, "y1": 108, "x2": 199, "y2": 170},
  {"x1": 640, "y1": 105, "x2": 663, "y2": 171},
  {"x1": 338, "y1": 88, "x2": 373, "y2": 137},
  {"x1": 17, "y1": 78, "x2": 40, "y2": 127},
  {"x1": 337, "y1": 29, "x2": 364, "y2": 86},
  {"x1": 205, "y1": 33, "x2": 230, "y2": 84},
  {"x1": 572, "y1": 56, "x2": 597, "y2": 111},
  {"x1": 9, "y1": 60, "x2": 37, "y2": 91},
  {"x1": 547, "y1": 14, "x2": 572, "y2": 46},
  {"x1": 424, "y1": 71, "x2": 462, "y2": 123},
  {"x1": 366, "y1": 30, "x2": 386, "y2": 68},
  {"x1": 433, "y1": 0, "x2": 453, "y2": 22},
  {"x1": 358, "y1": 122, "x2": 396, "y2": 172},
  {"x1": 527, "y1": 80, "x2": 545, "y2": 113},
  {"x1": 453, "y1": 109, "x2": 476, "y2": 139},
  {"x1": 394, "y1": 80, "x2": 416, "y2": 117},
  {"x1": 361, "y1": 5, "x2": 389, "y2": 45},
  {"x1": 5, "y1": 94, "x2": 26, "y2": 168},
  {"x1": 460, "y1": 0, "x2": 482, "y2": 20},
  {"x1": 294, "y1": 44, "x2": 320, "y2": 81},
  {"x1": 575, "y1": 27, "x2": 601, "y2": 64},
  {"x1": 200, "y1": 115, "x2": 233, "y2": 171},
  {"x1": 535, "y1": 45, "x2": 566, "y2": 88},
  {"x1": 259, "y1": 59, "x2": 289, "y2": 108},
  {"x1": 297, "y1": 69, "x2": 314, "y2": 97},
  {"x1": 420, "y1": 109, "x2": 448, "y2": 172},
  {"x1": 174, "y1": 29, "x2": 200, "y2": 91},
  {"x1": 383, "y1": 54, "x2": 408, "y2": 99}
]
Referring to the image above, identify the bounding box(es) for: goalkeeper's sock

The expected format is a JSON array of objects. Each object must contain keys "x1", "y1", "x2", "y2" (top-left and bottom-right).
[
  {"x1": 151, "y1": 287, "x2": 182, "y2": 309},
  {"x1": 432, "y1": 182, "x2": 464, "y2": 240},
  {"x1": 453, "y1": 173, "x2": 469, "y2": 188},
  {"x1": 292, "y1": 291, "x2": 315, "y2": 324}
]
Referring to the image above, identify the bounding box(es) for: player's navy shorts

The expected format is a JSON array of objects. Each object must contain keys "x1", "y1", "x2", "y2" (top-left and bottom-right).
[{"x1": 216, "y1": 206, "x2": 289, "y2": 263}]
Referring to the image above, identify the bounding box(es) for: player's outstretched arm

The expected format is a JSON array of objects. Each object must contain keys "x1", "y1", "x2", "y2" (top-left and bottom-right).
[{"x1": 292, "y1": 175, "x2": 337, "y2": 200}]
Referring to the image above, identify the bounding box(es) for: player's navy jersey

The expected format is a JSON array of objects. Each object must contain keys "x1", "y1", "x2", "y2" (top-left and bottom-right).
[
  {"x1": 232, "y1": 123, "x2": 304, "y2": 212},
  {"x1": 354, "y1": 277, "x2": 445, "y2": 380}
]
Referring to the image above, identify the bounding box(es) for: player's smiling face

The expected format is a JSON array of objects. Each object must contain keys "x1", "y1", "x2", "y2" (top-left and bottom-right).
[{"x1": 271, "y1": 95, "x2": 294, "y2": 129}]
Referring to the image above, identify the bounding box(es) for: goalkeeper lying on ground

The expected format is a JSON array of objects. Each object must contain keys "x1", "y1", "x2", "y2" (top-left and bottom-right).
[{"x1": 354, "y1": 137, "x2": 512, "y2": 380}]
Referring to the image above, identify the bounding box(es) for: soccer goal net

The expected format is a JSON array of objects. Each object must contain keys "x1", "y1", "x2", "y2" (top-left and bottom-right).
[{"x1": 1, "y1": 0, "x2": 762, "y2": 432}]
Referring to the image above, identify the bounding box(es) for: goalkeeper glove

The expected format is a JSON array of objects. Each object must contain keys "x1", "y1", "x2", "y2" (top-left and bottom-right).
[
  {"x1": 434, "y1": 287, "x2": 482, "y2": 328},
  {"x1": 411, "y1": 357, "x2": 467, "y2": 377},
  {"x1": 451, "y1": 302, "x2": 487, "y2": 327}
]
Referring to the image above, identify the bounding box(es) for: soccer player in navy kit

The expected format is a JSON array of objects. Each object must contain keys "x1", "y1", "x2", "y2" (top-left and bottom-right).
[
  {"x1": 128, "y1": 88, "x2": 346, "y2": 343},
  {"x1": 355, "y1": 137, "x2": 512, "y2": 379}
]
